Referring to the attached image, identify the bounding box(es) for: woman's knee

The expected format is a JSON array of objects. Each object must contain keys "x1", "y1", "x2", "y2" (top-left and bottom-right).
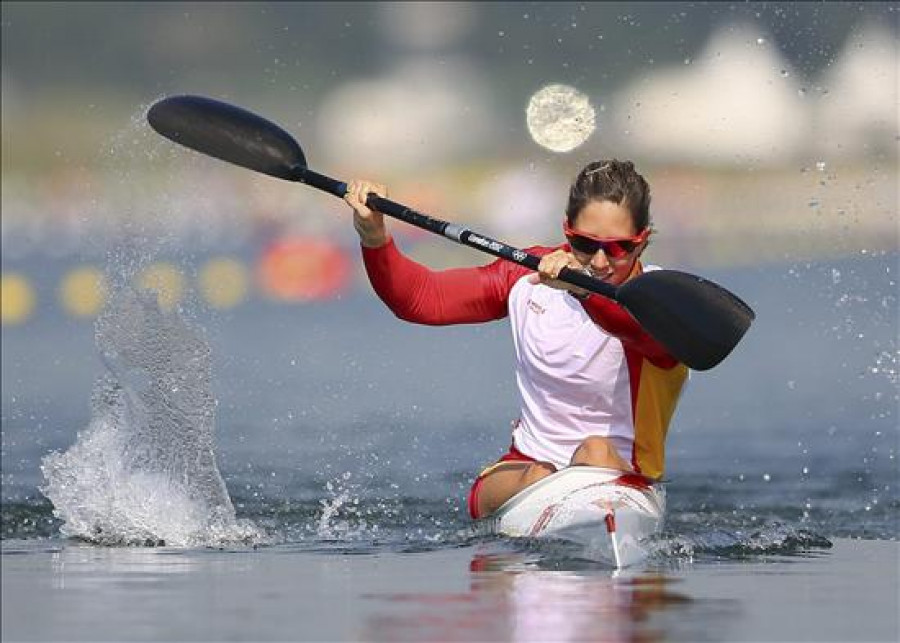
[
  {"x1": 571, "y1": 436, "x2": 629, "y2": 468},
  {"x1": 475, "y1": 462, "x2": 556, "y2": 518},
  {"x1": 519, "y1": 461, "x2": 556, "y2": 486}
]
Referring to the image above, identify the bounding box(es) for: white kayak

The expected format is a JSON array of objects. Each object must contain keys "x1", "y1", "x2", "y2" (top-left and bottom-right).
[{"x1": 475, "y1": 466, "x2": 665, "y2": 568}]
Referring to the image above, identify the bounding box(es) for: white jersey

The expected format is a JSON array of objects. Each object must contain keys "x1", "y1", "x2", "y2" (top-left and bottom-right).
[
  {"x1": 508, "y1": 275, "x2": 637, "y2": 469},
  {"x1": 361, "y1": 239, "x2": 687, "y2": 480}
]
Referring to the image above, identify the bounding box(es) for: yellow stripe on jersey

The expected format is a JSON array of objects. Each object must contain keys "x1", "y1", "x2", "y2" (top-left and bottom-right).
[{"x1": 633, "y1": 360, "x2": 689, "y2": 479}]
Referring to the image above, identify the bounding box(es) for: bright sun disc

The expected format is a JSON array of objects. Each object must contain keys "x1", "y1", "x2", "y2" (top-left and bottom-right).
[{"x1": 526, "y1": 84, "x2": 596, "y2": 153}]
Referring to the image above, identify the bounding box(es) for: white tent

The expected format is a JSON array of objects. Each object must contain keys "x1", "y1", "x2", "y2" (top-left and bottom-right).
[
  {"x1": 814, "y1": 20, "x2": 900, "y2": 160},
  {"x1": 315, "y1": 58, "x2": 497, "y2": 173},
  {"x1": 612, "y1": 22, "x2": 811, "y2": 166}
]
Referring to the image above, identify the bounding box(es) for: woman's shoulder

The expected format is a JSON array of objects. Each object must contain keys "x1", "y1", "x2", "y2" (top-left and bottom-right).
[{"x1": 477, "y1": 244, "x2": 562, "y2": 299}]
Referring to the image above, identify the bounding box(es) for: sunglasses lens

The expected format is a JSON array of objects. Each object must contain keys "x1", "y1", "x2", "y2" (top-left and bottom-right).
[
  {"x1": 604, "y1": 241, "x2": 635, "y2": 259},
  {"x1": 567, "y1": 235, "x2": 601, "y2": 255}
]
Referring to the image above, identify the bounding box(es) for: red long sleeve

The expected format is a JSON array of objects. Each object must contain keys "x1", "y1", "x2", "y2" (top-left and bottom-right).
[
  {"x1": 580, "y1": 289, "x2": 679, "y2": 368},
  {"x1": 361, "y1": 239, "x2": 679, "y2": 367},
  {"x1": 361, "y1": 238, "x2": 532, "y2": 325}
]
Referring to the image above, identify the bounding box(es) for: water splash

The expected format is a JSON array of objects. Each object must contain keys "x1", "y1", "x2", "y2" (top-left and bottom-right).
[
  {"x1": 40, "y1": 288, "x2": 261, "y2": 547},
  {"x1": 651, "y1": 523, "x2": 832, "y2": 563},
  {"x1": 317, "y1": 479, "x2": 361, "y2": 539},
  {"x1": 315, "y1": 473, "x2": 399, "y2": 541}
]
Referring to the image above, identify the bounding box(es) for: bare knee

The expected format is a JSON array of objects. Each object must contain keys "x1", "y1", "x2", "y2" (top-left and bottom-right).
[
  {"x1": 519, "y1": 462, "x2": 556, "y2": 486},
  {"x1": 476, "y1": 461, "x2": 557, "y2": 518},
  {"x1": 570, "y1": 436, "x2": 630, "y2": 469}
]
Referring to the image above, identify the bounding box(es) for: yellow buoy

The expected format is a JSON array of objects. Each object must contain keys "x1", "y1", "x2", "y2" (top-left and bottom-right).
[
  {"x1": 59, "y1": 266, "x2": 108, "y2": 318},
  {"x1": 198, "y1": 257, "x2": 249, "y2": 310},
  {"x1": 0, "y1": 273, "x2": 36, "y2": 325},
  {"x1": 136, "y1": 263, "x2": 184, "y2": 311}
]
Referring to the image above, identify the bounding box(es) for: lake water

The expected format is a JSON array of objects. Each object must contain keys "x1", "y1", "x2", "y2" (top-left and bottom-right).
[{"x1": 2, "y1": 251, "x2": 898, "y2": 641}]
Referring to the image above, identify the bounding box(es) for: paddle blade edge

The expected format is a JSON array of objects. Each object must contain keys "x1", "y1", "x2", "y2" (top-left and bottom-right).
[
  {"x1": 147, "y1": 95, "x2": 305, "y2": 180},
  {"x1": 617, "y1": 270, "x2": 755, "y2": 371}
]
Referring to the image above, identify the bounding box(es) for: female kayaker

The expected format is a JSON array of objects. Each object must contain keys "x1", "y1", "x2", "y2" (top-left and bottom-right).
[{"x1": 344, "y1": 160, "x2": 689, "y2": 520}]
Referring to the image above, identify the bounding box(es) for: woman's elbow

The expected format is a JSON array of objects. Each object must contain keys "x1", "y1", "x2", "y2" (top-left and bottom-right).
[{"x1": 389, "y1": 305, "x2": 444, "y2": 326}]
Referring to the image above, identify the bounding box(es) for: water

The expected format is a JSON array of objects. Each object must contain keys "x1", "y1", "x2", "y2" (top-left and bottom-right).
[
  {"x1": 2, "y1": 252, "x2": 898, "y2": 641},
  {"x1": 40, "y1": 288, "x2": 259, "y2": 547}
]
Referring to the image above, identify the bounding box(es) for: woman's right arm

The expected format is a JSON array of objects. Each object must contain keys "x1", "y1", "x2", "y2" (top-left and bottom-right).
[
  {"x1": 361, "y1": 240, "x2": 516, "y2": 325},
  {"x1": 345, "y1": 179, "x2": 518, "y2": 325}
]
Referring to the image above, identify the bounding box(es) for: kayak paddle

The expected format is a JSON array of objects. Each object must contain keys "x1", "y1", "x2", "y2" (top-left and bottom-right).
[{"x1": 147, "y1": 94, "x2": 754, "y2": 370}]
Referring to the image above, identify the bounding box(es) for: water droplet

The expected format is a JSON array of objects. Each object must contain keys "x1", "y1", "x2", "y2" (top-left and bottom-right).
[
  {"x1": 526, "y1": 84, "x2": 597, "y2": 153},
  {"x1": 763, "y1": 473, "x2": 771, "y2": 482},
  {"x1": 816, "y1": 161, "x2": 826, "y2": 172},
  {"x1": 757, "y1": 37, "x2": 766, "y2": 45},
  {"x1": 780, "y1": 69, "x2": 789, "y2": 77}
]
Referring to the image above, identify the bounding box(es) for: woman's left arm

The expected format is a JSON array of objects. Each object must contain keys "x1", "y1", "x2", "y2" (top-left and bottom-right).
[{"x1": 578, "y1": 295, "x2": 680, "y2": 368}]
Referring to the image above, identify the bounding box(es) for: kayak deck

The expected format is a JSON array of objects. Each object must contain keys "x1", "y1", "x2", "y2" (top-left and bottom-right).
[{"x1": 474, "y1": 466, "x2": 665, "y2": 568}]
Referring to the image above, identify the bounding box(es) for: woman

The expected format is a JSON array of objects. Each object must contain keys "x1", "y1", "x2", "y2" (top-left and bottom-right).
[{"x1": 344, "y1": 160, "x2": 689, "y2": 520}]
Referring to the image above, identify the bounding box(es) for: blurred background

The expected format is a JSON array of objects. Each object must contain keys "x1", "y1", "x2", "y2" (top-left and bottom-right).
[
  {"x1": 3, "y1": 2, "x2": 897, "y2": 314},
  {"x1": 1, "y1": 3, "x2": 897, "y2": 513}
]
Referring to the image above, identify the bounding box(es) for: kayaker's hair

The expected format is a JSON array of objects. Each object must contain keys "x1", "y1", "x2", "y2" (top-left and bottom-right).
[{"x1": 565, "y1": 160, "x2": 651, "y2": 232}]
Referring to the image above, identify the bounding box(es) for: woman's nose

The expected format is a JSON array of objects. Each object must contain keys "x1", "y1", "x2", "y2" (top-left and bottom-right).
[{"x1": 591, "y1": 250, "x2": 610, "y2": 272}]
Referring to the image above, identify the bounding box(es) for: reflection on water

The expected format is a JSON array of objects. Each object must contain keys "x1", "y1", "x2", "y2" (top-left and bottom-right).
[
  {"x1": 366, "y1": 548, "x2": 738, "y2": 642},
  {"x1": 47, "y1": 544, "x2": 201, "y2": 592},
  {"x1": 3, "y1": 540, "x2": 893, "y2": 642}
]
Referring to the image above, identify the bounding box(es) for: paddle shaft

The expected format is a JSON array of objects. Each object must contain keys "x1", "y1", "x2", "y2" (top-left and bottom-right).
[
  {"x1": 294, "y1": 166, "x2": 617, "y2": 299},
  {"x1": 145, "y1": 94, "x2": 755, "y2": 369}
]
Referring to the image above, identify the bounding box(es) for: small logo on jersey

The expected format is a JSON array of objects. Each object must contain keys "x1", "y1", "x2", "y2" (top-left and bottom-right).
[{"x1": 527, "y1": 299, "x2": 546, "y2": 314}]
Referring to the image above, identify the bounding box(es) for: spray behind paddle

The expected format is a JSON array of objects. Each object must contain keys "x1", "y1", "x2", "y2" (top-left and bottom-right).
[{"x1": 40, "y1": 287, "x2": 260, "y2": 546}]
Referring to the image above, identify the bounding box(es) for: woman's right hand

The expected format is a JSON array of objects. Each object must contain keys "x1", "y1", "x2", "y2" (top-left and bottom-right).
[
  {"x1": 528, "y1": 249, "x2": 592, "y2": 297},
  {"x1": 344, "y1": 179, "x2": 389, "y2": 248}
]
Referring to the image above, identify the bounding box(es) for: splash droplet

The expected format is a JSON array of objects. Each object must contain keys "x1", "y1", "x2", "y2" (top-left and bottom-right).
[{"x1": 526, "y1": 84, "x2": 596, "y2": 153}]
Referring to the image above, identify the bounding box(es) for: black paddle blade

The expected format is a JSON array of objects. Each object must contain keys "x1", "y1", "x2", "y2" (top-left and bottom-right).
[
  {"x1": 147, "y1": 95, "x2": 305, "y2": 180},
  {"x1": 617, "y1": 271, "x2": 755, "y2": 371}
]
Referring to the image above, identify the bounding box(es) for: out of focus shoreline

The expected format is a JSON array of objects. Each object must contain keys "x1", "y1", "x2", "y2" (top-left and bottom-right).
[{"x1": 2, "y1": 158, "x2": 896, "y2": 329}]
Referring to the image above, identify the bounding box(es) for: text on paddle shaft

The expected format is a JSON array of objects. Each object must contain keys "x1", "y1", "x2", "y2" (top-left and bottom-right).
[{"x1": 467, "y1": 233, "x2": 505, "y2": 254}]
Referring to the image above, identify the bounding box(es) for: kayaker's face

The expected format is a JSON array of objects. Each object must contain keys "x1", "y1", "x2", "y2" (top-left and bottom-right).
[{"x1": 568, "y1": 200, "x2": 648, "y2": 286}]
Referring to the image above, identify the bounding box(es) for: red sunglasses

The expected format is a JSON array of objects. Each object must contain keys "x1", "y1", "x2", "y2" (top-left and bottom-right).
[{"x1": 563, "y1": 220, "x2": 650, "y2": 259}]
